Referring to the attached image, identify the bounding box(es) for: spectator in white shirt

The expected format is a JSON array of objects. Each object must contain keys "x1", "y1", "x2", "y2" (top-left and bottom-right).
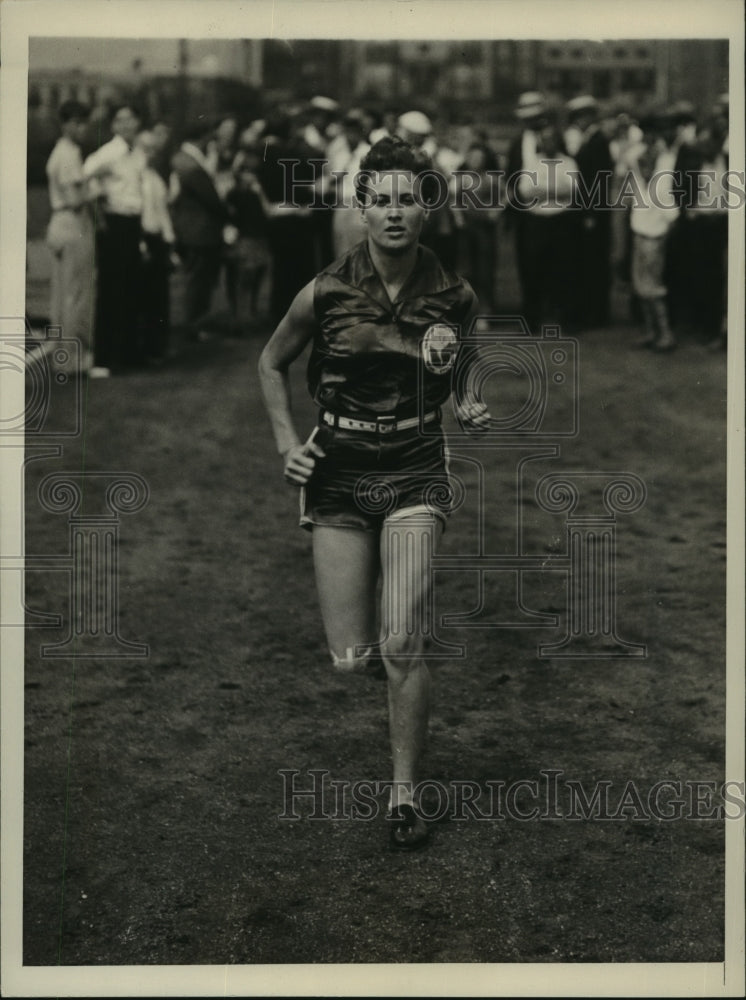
[
  {"x1": 83, "y1": 104, "x2": 147, "y2": 372},
  {"x1": 45, "y1": 100, "x2": 104, "y2": 376},
  {"x1": 513, "y1": 120, "x2": 581, "y2": 330}
]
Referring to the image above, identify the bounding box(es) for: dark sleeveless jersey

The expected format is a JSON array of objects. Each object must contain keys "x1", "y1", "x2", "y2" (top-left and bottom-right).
[{"x1": 309, "y1": 241, "x2": 476, "y2": 418}]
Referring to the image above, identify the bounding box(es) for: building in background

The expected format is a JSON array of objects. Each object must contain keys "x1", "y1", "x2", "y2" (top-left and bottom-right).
[
  {"x1": 28, "y1": 36, "x2": 729, "y2": 115},
  {"x1": 27, "y1": 37, "x2": 729, "y2": 181}
]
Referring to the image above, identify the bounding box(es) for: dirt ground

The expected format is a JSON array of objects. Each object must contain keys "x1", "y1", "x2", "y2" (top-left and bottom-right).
[{"x1": 19, "y1": 208, "x2": 729, "y2": 972}]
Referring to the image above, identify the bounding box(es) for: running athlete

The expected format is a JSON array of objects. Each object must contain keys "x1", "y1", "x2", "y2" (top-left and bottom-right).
[{"x1": 258, "y1": 136, "x2": 490, "y2": 850}]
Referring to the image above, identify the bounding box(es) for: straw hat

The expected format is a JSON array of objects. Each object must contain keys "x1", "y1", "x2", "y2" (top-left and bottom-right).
[
  {"x1": 514, "y1": 92, "x2": 548, "y2": 120},
  {"x1": 397, "y1": 110, "x2": 433, "y2": 136},
  {"x1": 566, "y1": 95, "x2": 599, "y2": 118},
  {"x1": 309, "y1": 95, "x2": 339, "y2": 113}
]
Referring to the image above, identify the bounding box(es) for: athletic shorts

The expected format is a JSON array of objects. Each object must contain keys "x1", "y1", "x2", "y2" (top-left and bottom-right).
[{"x1": 299, "y1": 418, "x2": 454, "y2": 533}]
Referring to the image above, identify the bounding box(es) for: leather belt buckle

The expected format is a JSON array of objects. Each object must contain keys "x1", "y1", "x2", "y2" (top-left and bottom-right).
[{"x1": 376, "y1": 415, "x2": 396, "y2": 434}]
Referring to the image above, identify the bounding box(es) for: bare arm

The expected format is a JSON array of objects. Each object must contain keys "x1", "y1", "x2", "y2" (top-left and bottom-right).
[{"x1": 258, "y1": 279, "x2": 325, "y2": 484}]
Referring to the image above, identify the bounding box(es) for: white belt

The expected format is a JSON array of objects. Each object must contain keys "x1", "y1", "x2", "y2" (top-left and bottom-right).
[{"x1": 321, "y1": 409, "x2": 439, "y2": 435}]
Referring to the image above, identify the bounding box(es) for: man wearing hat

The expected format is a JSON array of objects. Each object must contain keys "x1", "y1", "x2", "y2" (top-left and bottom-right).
[
  {"x1": 396, "y1": 110, "x2": 460, "y2": 268},
  {"x1": 507, "y1": 93, "x2": 552, "y2": 188},
  {"x1": 305, "y1": 96, "x2": 341, "y2": 152},
  {"x1": 396, "y1": 110, "x2": 436, "y2": 154},
  {"x1": 565, "y1": 94, "x2": 614, "y2": 328},
  {"x1": 505, "y1": 92, "x2": 552, "y2": 327}
]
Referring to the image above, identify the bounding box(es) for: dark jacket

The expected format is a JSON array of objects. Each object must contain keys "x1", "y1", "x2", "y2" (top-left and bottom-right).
[
  {"x1": 505, "y1": 131, "x2": 527, "y2": 217},
  {"x1": 574, "y1": 127, "x2": 614, "y2": 214},
  {"x1": 170, "y1": 148, "x2": 227, "y2": 249}
]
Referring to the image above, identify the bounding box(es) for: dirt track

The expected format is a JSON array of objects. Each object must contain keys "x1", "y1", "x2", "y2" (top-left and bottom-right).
[{"x1": 19, "y1": 199, "x2": 729, "y2": 968}]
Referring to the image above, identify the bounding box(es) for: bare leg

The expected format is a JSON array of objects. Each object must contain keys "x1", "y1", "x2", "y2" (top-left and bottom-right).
[
  {"x1": 313, "y1": 517, "x2": 436, "y2": 848},
  {"x1": 379, "y1": 513, "x2": 441, "y2": 814},
  {"x1": 312, "y1": 525, "x2": 380, "y2": 671}
]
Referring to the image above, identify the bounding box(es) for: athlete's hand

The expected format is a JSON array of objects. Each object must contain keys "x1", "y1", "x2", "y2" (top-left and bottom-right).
[
  {"x1": 283, "y1": 438, "x2": 326, "y2": 486},
  {"x1": 456, "y1": 399, "x2": 491, "y2": 433}
]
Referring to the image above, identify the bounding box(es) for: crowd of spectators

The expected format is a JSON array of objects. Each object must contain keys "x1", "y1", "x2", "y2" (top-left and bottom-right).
[{"x1": 42, "y1": 87, "x2": 730, "y2": 376}]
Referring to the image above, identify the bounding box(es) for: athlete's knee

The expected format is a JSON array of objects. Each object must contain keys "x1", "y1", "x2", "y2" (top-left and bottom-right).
[
  {"x1": 329, "y1": 644, "x2": 383, "y2": 677},
  {"x1": 380, "y1": 632, "x2": 425, "y2": 673}
]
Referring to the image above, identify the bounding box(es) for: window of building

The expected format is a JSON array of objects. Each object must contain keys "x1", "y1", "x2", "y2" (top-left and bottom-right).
[
  {"x1": 366, "y1": 42, "x2": 398, "y2": 63},
  {"x1": 620, "y1": 67, "x2": 656, "y2": 91},
  {"x1": 592, "y1": 69, "x2": 611, "y2": 98},
  {"x1": 262, "y1": 39, "x2": 298, "y2": 91},
  {"x1": 456, "y1": 42, "x2": 483, "y2": 64},
  {"x1": 560, "y1": 69, "x2": 586, "y2": 92}
]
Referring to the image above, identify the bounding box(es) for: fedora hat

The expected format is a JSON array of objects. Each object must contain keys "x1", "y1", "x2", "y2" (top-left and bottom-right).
[
  {"x1": 514, "y1": 91, "x2": 548, "y2": 120},
  {"x1": 566, "y1": 94, "x2": 599, "y2": 117},
  {"x1": 666, "y1": 99, "x2": 697, "y2": 124}
]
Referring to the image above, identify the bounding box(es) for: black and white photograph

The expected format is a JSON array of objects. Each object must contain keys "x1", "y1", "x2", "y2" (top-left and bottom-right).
[{"x1": 1, "y1": 0, "x2": 744, "y2": 996}]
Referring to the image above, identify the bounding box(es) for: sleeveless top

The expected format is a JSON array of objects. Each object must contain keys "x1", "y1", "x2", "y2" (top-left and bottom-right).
[{"x1": 309, "y1": 241, "x2": 476, "y2": 419}]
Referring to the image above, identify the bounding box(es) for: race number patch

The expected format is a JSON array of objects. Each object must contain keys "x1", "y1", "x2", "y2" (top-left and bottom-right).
[{"x1": 421, "y1": 323, "x2": 459, "y2": 375}]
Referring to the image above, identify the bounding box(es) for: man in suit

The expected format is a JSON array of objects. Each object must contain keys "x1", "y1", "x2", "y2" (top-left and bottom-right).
[
  {"x1": 565, "y1": 95, "x2": 614, "y2": 329},
  {"x1": 170, "y1": 119, "x2": 228, "y2": 341},
  {"x1": 669, "y1": 115, "x2": 728, "y2": 347}
]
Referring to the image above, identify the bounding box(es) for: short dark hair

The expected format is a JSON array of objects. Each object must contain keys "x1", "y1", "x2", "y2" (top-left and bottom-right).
[
  {"x1": 109, "y1": 102, "x2": 142, "y2": 124},
  {"x1": 58, "y1": 99, "x2": 90, "y2": 124},
  {"x1": 355, "y1": 135, "x2": 439, "y2": 205}
]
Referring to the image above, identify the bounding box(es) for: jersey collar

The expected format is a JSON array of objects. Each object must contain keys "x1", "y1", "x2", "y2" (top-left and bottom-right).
[{"x1": 335, "y1": 241, "x2": 463, "y2": 313}]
